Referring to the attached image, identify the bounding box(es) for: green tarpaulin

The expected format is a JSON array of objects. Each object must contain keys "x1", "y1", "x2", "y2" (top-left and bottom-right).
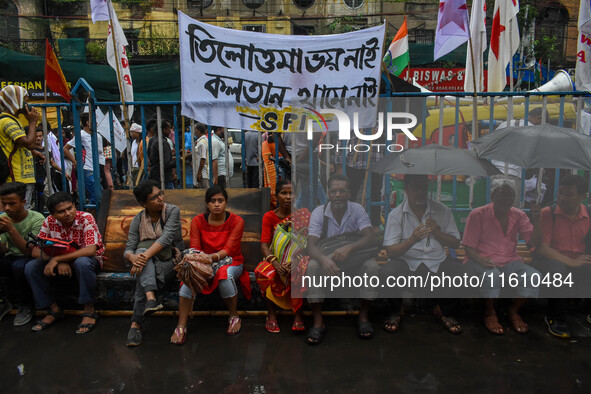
[{"x1": 0, "y1": 46, "x2": 181, "y2": 101}]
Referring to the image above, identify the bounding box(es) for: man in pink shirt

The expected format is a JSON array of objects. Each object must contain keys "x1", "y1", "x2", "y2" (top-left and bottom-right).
[
  {"x1": 533, "y1": 175, "x2": 591, "y2": 339},
  {"x1": 462, "y1": 178, "x2": 541, "y2": 335}
]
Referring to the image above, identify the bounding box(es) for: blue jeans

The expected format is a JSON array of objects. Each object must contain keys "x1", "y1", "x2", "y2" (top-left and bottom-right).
[
  {"x1": 84, "y1": 170, "x2": 96, "y2": 205},
  {"x1": 179, "y1": 264, "x2": 243, "y2": 299},
  {"x1": 24, "y1": 257, "x2": 101, "y2": 309}
]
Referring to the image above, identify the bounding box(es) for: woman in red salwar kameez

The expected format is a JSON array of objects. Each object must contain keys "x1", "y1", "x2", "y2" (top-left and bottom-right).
[{"x1": 170, "y1": 185, "x2": 251, "y2": 344}]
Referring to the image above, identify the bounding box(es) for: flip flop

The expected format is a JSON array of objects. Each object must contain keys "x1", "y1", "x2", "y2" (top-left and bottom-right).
[
  {"x1": 358, "y1": 320, "x2": 374, "y2": 339},
  {"x1": 439, "y1": 316, "x2": 462, "y2": 335},
  {"x1": 306, "y1": 326, "x2": 326, "y2": 345},
  {"x1": 226, "y1": 315, "x2": 241, "y2": 335},
  {"x1": 509, "y1": 313, "x2": 529, "y2": 334},
  {"x1": 32, "y1": 308, "x2": 64, "y2": 332},
  {"x1": 265, "y1": 319, "x2": 280, "y2": 334},
  {"x1": 171, "y1": 325, "x2": 187, "y2": 345},
  {"x1": 484, "y1": 315, "x2": 505, "y2": 335},
  {"x1": 291, "y1": 321, "x2": 305, "y2": 334},
  {"x1": 383, "y1": 314, "x2": 401, "y2": 333},
  {"x1": 76, "y1": 312, "x2": 99, "y2": 334}
]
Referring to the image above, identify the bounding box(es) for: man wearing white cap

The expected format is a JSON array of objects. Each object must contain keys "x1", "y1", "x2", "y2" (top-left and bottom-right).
[
  {"x1": 0, "y1": 85, "x2": 40, "y2": 208},
  {"x1": 129, "y1": 123, "x2": 142, "y2": 184}
]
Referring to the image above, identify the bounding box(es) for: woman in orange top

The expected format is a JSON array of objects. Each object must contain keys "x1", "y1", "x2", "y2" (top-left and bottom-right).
[{"x1": 170, "y1": 185, "x2": 251, "y2": 344}]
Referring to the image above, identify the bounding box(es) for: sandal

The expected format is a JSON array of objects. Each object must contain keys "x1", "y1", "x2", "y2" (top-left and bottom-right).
[
  {"x1": 358, "y1": 320, "x2": 374, "y2": 339},
  {"x1": 31, "y1": 307, "x2": 64, "y2": 332},
  {"x1": 383, "y1": 314, "x2": 401, "y2": 333},
  {"x1": 226, "y1": 315, "x2": 241, "y2": 335},
  {"x1": 126, "y1": 327, "x2": 143, "y2": 347},
  {"x1": 170, "y1": 325, "x2": 187, "y2": 345},
  {"x1": 265, "y1": 319, "x2": 280, "y2": 334},
  {"x1": 439, "y1": 316, "x2": 462, "y2": 335},
  {"x1": 509, "y1": 313, "x2": 529, "y2": 334},
  {"x1": 291, "y1": 321, "x2": 305, "y2": 334},
  {"x1": 76, "y1": 311, "x2": 99, "y2": 334},
  {"x1": 484, "y1": 315, "x2": 505, "y2": 335},
  {"x1": 306, "y1": 326, "x2": 326, "y2": 345}
]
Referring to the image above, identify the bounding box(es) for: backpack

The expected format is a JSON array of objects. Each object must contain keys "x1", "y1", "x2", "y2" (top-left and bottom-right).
[{"x1": 0, "y1": 114, "x2": 19, "y2": 184}]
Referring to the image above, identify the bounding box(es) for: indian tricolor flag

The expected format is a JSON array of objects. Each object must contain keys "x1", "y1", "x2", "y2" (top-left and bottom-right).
[{"x1": 383, "y1": 18, "x2": 409, "y2": 76}]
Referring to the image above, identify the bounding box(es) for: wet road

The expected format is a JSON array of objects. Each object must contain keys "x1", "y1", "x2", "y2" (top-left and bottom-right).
[{"x1": 1, "y1": 311, "x2": 591, "y2": 393}]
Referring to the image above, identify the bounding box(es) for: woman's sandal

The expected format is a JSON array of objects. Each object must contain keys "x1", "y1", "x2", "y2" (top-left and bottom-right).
[
  {"x1": 484, "y1": 315, "x2": 505, "y2": 335},
  {"x1": 171, "y1": 325, "x2": 188, "y2": 345},
  {"x1": 291, "y1": 321, "x2": 305, "y2": 334},
  {"x1": 226, "y1": 315, "x2": 241, "y2": 335},
  {"x1": 32, "y1": 308, "x2": 64, "y2": 332},
  {"x1": 265, "y1": 319, "x2": 280, "y2": 334},
  {"x1": 76, "y1": 311, "x2": 99, "y2": 334}
]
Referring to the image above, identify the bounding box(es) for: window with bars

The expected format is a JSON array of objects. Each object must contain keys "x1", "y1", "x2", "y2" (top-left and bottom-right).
[{"x1": 412, "y1": 29, "x2": 434, "y2": 44}]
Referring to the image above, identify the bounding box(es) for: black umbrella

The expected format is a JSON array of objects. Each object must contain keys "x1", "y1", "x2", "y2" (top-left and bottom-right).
[
  {"x1": 372, "y1": 144, "x2": 501, "y2": 176},
  {"x1": 471, "y1": 124, "x2": 591, "y2": 170}
]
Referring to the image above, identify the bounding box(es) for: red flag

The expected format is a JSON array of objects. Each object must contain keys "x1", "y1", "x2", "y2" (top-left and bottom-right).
[{"x1": 44, "y1": 39, "x2": 71, "y2": 101}]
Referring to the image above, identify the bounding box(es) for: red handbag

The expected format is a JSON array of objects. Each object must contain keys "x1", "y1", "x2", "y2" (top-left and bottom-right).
[{"x1": 28, "y1": 233, "x2": 80, "y2": 257}]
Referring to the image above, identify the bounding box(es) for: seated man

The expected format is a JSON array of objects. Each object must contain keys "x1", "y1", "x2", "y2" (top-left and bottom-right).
[
  {"x1": 462, "y1": 178, "x2": 541, "y2": 335},
  {"x1": 305, "y1": 174, "x2": 379, "y2": 344},
  {"x1": 381, "y1": 175, "x2": 463, "y2": 334},
  {"x1": 24, "y1": 192, "x2": 104, "y2": 334},
  {"x1": 124, "y1": 180, "x2": 183, "y2": 347},
  {"x1": 533, "y1": 174, "x2": 591, "y2": 339},
  {"x1": 0, "y1": 182, "x2": 45, "y2": 326}
]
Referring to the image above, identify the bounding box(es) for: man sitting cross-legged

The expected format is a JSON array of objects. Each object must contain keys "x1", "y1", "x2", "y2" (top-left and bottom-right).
[{"x1": 24, "y1": 192, "x2": 104, "y2": 334}]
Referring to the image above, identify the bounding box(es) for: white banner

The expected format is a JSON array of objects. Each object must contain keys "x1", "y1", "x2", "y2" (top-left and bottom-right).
[
  {"x1": 106, "y1": 0, "x2": 134, "y2": 119},
  {"x1": 96, "y1": 108, "x2": 127, "y2": 153},
  {"x1": 178, "y1": 12, "x2": 384, "y2": 132}
]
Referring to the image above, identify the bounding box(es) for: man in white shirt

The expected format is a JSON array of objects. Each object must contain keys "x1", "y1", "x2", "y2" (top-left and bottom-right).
[
  {"x1": 381, "y1": 175, "x2": 464, "y2": 334},
  {"x1": 211, "y1": 126, "x2": 227, "y2": 188},
  {"x1": 64, "y1": 113, "x2": 103, "y2": 205},
  {"x1": 195, "y1": 123, "x2": 209, "y2": 189}
]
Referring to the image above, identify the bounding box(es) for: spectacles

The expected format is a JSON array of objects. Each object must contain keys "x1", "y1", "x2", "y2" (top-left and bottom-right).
[{"x1": 147, "y1": 191, "x2": 164, "y2": 201}]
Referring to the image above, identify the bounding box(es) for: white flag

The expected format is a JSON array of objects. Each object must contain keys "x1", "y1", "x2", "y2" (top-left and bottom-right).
[
  {"x1": 487, "y1": 0, "x2": 520, "y2": 92},
  {"x1": 576, "y1": 0, "x2": 591, "y2": 91},
  {"x1": 90, "y1": 0, "x2": 109, "y2": 23},
  {"x1": 95, "y1": 107, "x2": 127, "y2": 153},
  {"x1": 464, "y1": 0, "x2": 486, "y2": 92},
  {"x1": 106, "y1": 0, "x2": 134, "y2": 119}
]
